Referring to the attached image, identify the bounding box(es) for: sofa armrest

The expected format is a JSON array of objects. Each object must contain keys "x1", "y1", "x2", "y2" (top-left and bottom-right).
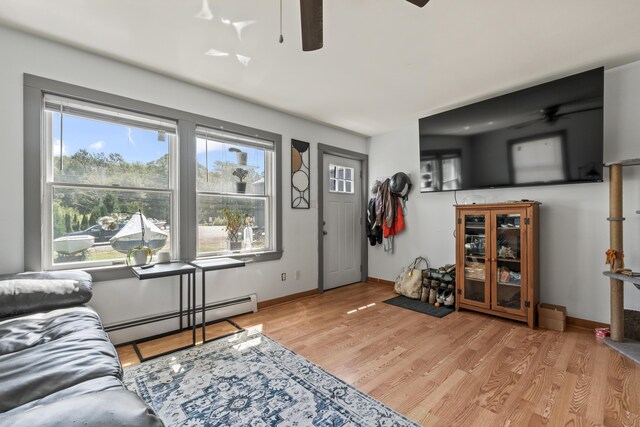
[{"x1": 0, "y1": 271, "x2": 93, "y2": 319}]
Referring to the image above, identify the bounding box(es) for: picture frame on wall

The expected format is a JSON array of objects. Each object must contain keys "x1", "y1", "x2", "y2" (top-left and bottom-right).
[{"x1": 291, "y1": 139, "x2": 310, "y2": 209}]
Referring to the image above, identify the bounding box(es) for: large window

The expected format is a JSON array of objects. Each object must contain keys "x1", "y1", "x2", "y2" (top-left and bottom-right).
[
  {"x1": 42, "y1": 96, "x2": 177, "y2": 269},
  {"x1": 25, "y1": 75, "x2": 283, "y2": 277},
  {"x1": 195, "y1": 127, "x2": 275, "y2": 256}
]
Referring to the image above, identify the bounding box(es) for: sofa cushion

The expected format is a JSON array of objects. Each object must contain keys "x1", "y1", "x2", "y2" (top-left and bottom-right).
[
  {"x1": 0, "y1": 389, "x2": 164, "y2": 427},
  {"x1": 0, "y1": 271, "x2": 93, "y2": 319},
  {"x1": 0, "y1": 306, "x2": 121, "y2": 413}
]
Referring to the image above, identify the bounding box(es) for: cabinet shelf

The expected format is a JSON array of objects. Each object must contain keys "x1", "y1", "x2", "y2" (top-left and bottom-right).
[
  {"x1": 465, "y1": 277, "x2": 485, "y2": 282},
  {"x1": 497, "y1": 281, "x2": 521, "y2": 287},
  {"x1": 497, "y1": 258, "x2": 520, "y2": 263},
  {"x1": 465, "y1": 226, "x2": 486, "y2": 230}
]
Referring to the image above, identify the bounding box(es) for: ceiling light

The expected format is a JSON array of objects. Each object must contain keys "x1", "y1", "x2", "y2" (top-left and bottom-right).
[
  {"x1": 232, "y1": 20, "x2": 256, "y2": 40},
  {"x1": 205, "y1": 49, "x2": 229, "y2": 57},
  {"x1": 488, "y1": 121, "x2": 494, "y2": 125},
  {"x1": 195, "y1": 0, "x2": 214, "y2": 20},
  {"x1": 464, "y1": 126, "x2": 470, "y2": 130},
  {"x1": 236, "y1": 54, "x2": 251, "y2": 66}
]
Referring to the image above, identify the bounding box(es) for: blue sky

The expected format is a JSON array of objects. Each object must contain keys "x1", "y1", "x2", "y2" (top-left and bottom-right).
[
  {"x1": 52, "y1": 112, "x2": 264, "y2": 173},
  {"x1": 52, "y1": 112, "x2": 168, "y2": 163}
]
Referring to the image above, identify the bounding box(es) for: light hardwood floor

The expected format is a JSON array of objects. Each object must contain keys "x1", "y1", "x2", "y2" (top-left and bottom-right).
[{"x1": 117, "y1": 282, "x2": 640, "y2": 426}]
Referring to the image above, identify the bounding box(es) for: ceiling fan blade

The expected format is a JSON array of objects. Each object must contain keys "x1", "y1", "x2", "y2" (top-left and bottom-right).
[
  {"x1": 406, "y1": 0, "x2": 430, "y2": 7},
  {"x1": 300, "y1": 0, "x2": 323, "y2": 51}
]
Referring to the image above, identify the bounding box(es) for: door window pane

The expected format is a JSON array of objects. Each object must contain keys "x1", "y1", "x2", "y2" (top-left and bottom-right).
[{"x1": 329, "y1": 164, "x2": 355, "y2": 194}]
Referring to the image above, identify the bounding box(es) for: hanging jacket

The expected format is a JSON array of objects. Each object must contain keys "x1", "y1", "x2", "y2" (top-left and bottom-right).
[
  {"x1": 382, "y1": 198, "x2": 405, "y2": 238},
  {"x1": 375, "y1": 179, "x2": 396, "y2": 228},
  {"x1": 367, "y1": 198, "x2": 382, "y2": 246}
]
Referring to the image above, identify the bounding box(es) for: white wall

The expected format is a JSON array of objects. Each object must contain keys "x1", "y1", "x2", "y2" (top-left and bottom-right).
[
  {"x1": 368, "y1": 61, "x2": 640, "y2": 324},
  {"x1": 0, "y1": 26, "x2": 367, "y2": 341}
]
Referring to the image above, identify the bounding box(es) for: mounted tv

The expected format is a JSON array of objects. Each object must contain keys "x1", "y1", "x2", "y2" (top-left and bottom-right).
[{"x1": 419, "y1": 67, "x2": 604, "y2": 193}]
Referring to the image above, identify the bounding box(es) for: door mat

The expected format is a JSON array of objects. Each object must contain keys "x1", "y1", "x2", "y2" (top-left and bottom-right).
[{"x1": 383, "y1": 295, "x2": 454, "y2": 318}]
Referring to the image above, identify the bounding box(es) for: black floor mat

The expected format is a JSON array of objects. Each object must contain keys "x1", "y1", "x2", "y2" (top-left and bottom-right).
[{"x1": 383, "y1": 295, "x2": 454, "y2": 318}]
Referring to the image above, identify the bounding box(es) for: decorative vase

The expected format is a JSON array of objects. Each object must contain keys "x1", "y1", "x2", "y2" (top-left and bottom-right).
[
  {"x1": 132, "y1": 249, "x2": 150, "y2": 266},
  {"x1": 236, "y1": 182, "x2": 247, "y2": 193},
  {"x1": 228, "y1": 241, "x2": 242, "y2": 252},
  {"x1": 236, "y1": 151, "x2": 247, "y2": 166}
]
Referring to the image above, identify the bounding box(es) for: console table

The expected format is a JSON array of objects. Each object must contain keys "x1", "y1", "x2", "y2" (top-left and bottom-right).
[
  {"x1": 189, "y1": 257, "x2": 246, "y2": 342},
  {"x1": 131, "y1": 262, "x2": 197, "y2": 361}
]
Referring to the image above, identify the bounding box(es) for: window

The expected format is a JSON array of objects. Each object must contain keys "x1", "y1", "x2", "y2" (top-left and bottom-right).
[
  {"x1": 42, "y1": 95, "x2": 177, "y2": 269},
  {"x1": 195, "y1": 127, "x2": 276, "y2": 256},
  {"x1": 510, "y1": 133, "x2": 566, "y2": 184},
  {"x1": 25, "y1": 75, "x2": 283, "y2": 278},
  {"x1": 420, "y1": 150, "x2": 462, "y2": 192},
  {"x1": 329, "y1": 164, "x2": 354, "y2": 194}
]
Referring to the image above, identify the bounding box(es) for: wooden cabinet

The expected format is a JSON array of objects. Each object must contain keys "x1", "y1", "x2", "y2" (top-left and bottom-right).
[{"x1": 455, "y1": 202, "x2": 540, "y2": 328}]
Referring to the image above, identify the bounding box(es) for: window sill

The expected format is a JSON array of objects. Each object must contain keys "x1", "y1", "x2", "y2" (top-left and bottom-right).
[{"x1": 83, "y1": 250, "x2": 284, "y2": 282}]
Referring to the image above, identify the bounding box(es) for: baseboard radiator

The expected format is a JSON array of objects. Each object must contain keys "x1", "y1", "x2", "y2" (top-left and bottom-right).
[{"x1": 105, "y1": 294, "x2": 257, "y2": 345}]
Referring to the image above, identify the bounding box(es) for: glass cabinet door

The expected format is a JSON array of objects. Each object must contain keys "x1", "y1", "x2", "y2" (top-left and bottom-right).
[
  {"x1": 460, "y1": 213, "x2": 490, "y2": 308},
  {"x1": 493, "y1": 212, "x2": 525, "y2": 314}
]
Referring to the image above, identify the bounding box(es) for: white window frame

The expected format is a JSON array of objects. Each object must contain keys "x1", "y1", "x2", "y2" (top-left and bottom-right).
[
  {"x1": 41, "y1": 95, "x2": 179, "y2": 271},
  {"x1": 195, "y1": 126, "x2": 277, "y2": 258}
]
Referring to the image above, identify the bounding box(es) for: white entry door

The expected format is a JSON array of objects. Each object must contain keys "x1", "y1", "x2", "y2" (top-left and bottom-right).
[{"x1": 322, "y1": 154, "x2": 362, "y2": 290}]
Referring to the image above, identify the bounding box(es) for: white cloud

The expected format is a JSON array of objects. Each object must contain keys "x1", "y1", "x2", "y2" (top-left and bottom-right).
[
  {"x1": 89, "y1": 140, "x2": 105, "y2": 151},
  {"x1": 53, "y1": 139, "x2": 67, "y2": 155},
  {"x1": 127, "y1": 128, "x2": 135, "y2": 145}
]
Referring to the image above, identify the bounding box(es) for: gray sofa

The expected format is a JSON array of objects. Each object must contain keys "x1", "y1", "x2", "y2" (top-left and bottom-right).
[{"x1": 0, "y1": 271, "x2": 163, "y2": 427}]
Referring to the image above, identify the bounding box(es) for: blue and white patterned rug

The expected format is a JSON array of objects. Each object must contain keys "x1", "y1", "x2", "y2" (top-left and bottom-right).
[{"x1": 123, "y1": 329, "x2": 418, "y2": 426}]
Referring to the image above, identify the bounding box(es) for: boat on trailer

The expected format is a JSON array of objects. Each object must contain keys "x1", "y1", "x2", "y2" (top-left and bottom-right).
[{"x1": 53, "y1": 235, "x2": 95, "y2": 255}]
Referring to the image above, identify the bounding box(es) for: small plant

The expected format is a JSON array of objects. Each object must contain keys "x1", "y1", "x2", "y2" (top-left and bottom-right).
[
  {"x1": 232, "y1": 167, "x2": 248, "y2": 183},
  {"x1": 126, "y1": 245, "x2": 152, "y2": 266},
  {"x1": 220, "y1": 208, "x2": 244, "y2": 243},
  {"x1": 232, "y1": 168, "x2": 249, "y2": 193}
]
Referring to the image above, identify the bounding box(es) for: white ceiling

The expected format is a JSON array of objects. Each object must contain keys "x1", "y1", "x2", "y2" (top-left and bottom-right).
[{"x1": 1, "y1": 0, "x2": 640, "y2": 136}]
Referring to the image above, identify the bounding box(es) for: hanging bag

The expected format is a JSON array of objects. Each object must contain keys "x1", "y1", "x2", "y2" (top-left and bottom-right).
[{"x1": 394, "y1": 257, "x2": 429, "y2": 299}]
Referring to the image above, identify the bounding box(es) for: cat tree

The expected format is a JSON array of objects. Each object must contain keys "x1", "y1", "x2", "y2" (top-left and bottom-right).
[{"x1": 603, "y1": 159, "x2": 640, "y2": 364}]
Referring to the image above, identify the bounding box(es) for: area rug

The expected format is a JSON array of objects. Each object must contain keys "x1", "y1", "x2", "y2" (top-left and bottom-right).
[
  {"x1": 123, "y1": 329, "x2": 418, "y2": 426},
  {"x1": 383, "y1": 295, "x2": 454, "y2": 318}
]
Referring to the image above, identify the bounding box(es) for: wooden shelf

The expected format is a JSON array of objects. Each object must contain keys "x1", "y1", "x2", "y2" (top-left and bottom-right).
[
  {"x1": 497, "y1": 281, "x2": 521, "y2": 287},
  {"x1": 497, "y1": 258, "x2": 520, "y2": 263},
  {"x1": 465, "y1": 226, "x2": 486, "y2": 230},
  {"x1": 465, "y1": 277, "x2": 485, "y2": 282}
]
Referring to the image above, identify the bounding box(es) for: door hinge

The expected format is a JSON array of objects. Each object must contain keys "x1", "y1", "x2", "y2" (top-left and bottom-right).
[
  {"x1": 457, "y1": 288, "x2": 461, "y2": 295},
  {"x1": 457, "y1": 218, "x2": 462, "y2": 224},
  {"x1": 525, "y1": 300, "x2": 531, "y2": 308},
  {"x1": 524, "y1": 218, "x2": 530, "y2": 225}
]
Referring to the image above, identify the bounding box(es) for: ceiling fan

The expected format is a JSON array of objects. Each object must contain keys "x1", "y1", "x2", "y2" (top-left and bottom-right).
[
  {"x1": 513, "y1": 103, "x2": 602, "y2": 129},
  {"x1": 299, "y1": 0, "x2": 430, "y2": 51}
]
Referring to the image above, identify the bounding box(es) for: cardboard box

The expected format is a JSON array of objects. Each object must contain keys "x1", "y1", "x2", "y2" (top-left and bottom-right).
[{"x1": 538, "y1": 303, "x2": 567, "y2": 332}]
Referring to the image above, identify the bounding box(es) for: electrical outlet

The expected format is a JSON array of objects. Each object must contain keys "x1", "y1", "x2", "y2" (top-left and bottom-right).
[
  {"x1": 281, "y1": 273, "x2": 286, "y2": 281},
  {"x1": 295, "y1": 270, "x2": 301, "y2": 280}
]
